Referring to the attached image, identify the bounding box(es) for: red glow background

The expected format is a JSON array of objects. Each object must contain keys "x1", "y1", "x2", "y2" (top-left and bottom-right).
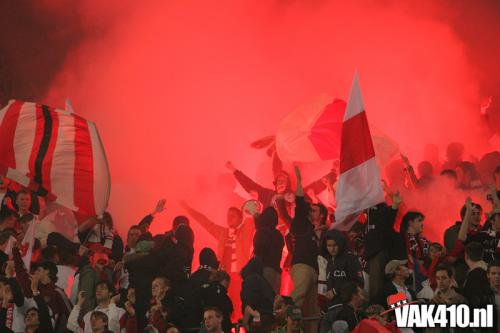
[{"x1": 1, "y1": 0, "x2": 499, "y2": 265}]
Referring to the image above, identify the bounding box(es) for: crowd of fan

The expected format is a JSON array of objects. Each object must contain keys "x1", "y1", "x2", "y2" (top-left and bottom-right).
[{"x1": 0, "y1": 142, "x2": 499, "y2": 333}]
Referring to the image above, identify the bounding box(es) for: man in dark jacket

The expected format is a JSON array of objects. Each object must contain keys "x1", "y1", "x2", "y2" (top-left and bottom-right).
[
  {"x1": 320, "y1": 282, "x2": 365, "y2": 332},
  {"x1": 375, "y1": 259, "x2": 416, "y2": 309},
  {"x1": 253, "y1": 206, "x2": 284, "y2": 294},
  {"x1": 364, "y1": 192, "x2": 402, "y2": 302},
  {"x1": 289, "y1": 166, "x2": 322, "y2": 333},
  {"x1": 321, "y1": 229, "x2": 364, "y2": 307},
  {"x1": 460, "y1": 242, "x2": 491, "y2": 308}
]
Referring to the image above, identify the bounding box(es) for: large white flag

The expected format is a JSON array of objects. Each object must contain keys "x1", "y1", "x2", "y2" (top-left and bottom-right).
[{"x1": 334, "y1": 74, "x2": 385, "y2": 230}]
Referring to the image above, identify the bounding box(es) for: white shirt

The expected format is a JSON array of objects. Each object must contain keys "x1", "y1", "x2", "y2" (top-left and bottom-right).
[{"x1": 67, "y1": 303, "x2": 126, "y2": 333}]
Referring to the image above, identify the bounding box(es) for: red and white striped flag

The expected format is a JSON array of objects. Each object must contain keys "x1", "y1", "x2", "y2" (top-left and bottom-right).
[
  {"x1": 0, "y1": 100, "x2": 110, "y2": 217},
  {"x1": 335, "y1": 74, "x2": 384, "y2": 230}
]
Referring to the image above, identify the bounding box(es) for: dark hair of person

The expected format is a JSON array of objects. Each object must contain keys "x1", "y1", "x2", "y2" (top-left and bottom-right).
[
  {"x1": 465, "y1": 242, "x2": 484, "y2": 262},
  {"x1": 435, "y1": 264, "x2": 454, "y2": 278},
  {"x1": 400, "y1": 211, "x2": 425, "y2": 235},
  {"x1": 340, "y1": 281, "x2": 360, "y2": 304},
  {"x1": 487, "y1": 259, "x2": 500, "y2": 273},
  {"x1": 311, "y1": 203, "x2": 328, "y2": 225}
]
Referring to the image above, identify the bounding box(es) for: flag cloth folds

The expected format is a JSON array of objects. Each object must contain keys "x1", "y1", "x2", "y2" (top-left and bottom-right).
[
  {"x1": 335, "y1": 74, "x2": 385, "y2": 230},
  {"x1": 0, "y1": 100, "x2": 110, "y2": 217}
]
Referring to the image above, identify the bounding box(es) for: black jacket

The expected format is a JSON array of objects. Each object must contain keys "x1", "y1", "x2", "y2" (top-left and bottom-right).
[
  {"x1": 374, "y1": 280, "x2": 417, "y2": 309},
  {"x1": 460, "y1": 266, "x2": 492, "y2": 308},
  {"x1": 240, "y1": 258, "x2": 275, "y2": 316},
  {"x1": 291, "y1": 195, "x2": 319, "y2": 271},
  {"x1": 253, "y1": 207, "x2": 285, "y2": 272},
  {"x1": 335, "y1": 304, "x2": 360, "y2": 331},
  {"x1": 322, "y1": 230, "x2": 364, "y2": 295},
  {"x1": 364, "y1": 204, "x2": 398, "y2": 260}
]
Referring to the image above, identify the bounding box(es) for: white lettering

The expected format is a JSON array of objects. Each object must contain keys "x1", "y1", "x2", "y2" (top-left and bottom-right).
[
  {"x1": 407, "y1": 306, "x2": 421, "y2": 327},
  {"x1": 395, "y1": 306, "x2": 409, "y2": 327},
  {"x1": 456, "y1": 304, "x2": 469, "y2": 328},
  {"x1": 433, "y1": 305, "x2": 447, "y2": 327},
  {"x1": 420, "y1": 305, "x2": 435, "y2": 327}
]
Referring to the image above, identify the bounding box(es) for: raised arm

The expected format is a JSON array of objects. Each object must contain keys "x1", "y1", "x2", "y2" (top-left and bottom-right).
[
  {"x1": 291, "y1": 166, "x2": 309, "y2": 235},
  {"x1": 13, "y1": 246, "x2": 32, "y2": 298},
  {"x1": 458, "y1": 198, "x2": 472, "y2": 242},
  {"x1": 32, "y1": 278, "x2": 54, "y2": 333},
  {"x1": 138, "y1": 199, "x2": 166, "y2": 231},
  {"x1": 226, "y1": 161, "x2": 274, "y2": 201},
  {"x1": 180, "y1": 201, "x2": 225, "y2": 239}
]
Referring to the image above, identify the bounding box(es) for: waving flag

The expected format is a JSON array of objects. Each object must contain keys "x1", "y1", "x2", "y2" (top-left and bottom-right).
[
  {"x1": 276, "y1": 95, "x2": 345, "y2": 163},
  {"x1": 276, "y1": 95, "x2": 399, "y2": 167},
  {"x1": 335, "y1": 74, "x2": 384, "y2": 230},
  {"x1": 0, "y1": 100, "x2": 110, "y2": 217}
]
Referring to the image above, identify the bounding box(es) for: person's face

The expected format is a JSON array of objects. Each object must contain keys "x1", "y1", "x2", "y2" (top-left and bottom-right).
[
  {"x1": 396, "y1": 265, "x2": 410, "y2": 280},
  {"x1": 429, "y1": 246, "x2": 443, "y2": 260},
  {"x1": 435, "y1": 270, "x2": 452, "y2": 292},
  {"x1": 16, "y1": 193, "x2": 31, "y2": 212},
  {"x1": 275, "y1": 175, "x2": 288, "y2": 194},
  {"x1": 488, "y1": 266, "x2": 500, "y2": 289},
  {"x1": 227, "y1": 209, "x2": 241, "y2": 228},
  {"x1": 410, "y1": 217, "x2": 424, "y2": 234},
  {"x1": 152, "y1": 278, "x2": 168, "y2": 299},
  {"x1": 469, "y1": 207, "x2": 482, "y2": 229},
  {"x1": 127, "y1": 228, "x2": 141, "y2": 248},
  {"x1": 34, "y1": 267, "x2": 48, "y2": 281},
  {"x1": 25, "y1": 309, "x2": 39, "y2": 327},
  {"x1": 90, "y1": 314, "x2": 107, "y2": 332},
  {"x1": 204, "y1": 310, "x2": 222, "y2": 332},
  {"x1": 286, "y1": 316, "x2": 302, "y2": 332},
  {"x1": 95, "y1": 283, "x2": 110, "y2": 303},
  {"x1": 326, "y1": 239, "x2": 339, "y2": 257},
  {"x1": 309, "y1": 205, "x2": 322, "y2": 224}
]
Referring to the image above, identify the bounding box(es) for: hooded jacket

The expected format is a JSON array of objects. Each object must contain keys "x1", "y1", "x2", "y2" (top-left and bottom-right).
[
  {"x1": 322, "y1": 230, "x2": 364, "y2": 295},
  {"x1": 253, "y1": 207, "x2": 285, "y2": 272}
]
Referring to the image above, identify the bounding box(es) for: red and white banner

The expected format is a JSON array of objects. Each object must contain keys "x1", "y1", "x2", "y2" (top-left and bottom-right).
[
  {"x1": 0, "y1": 100, "x2": 110, "y2": 217},
  {"x1": 275, "y1": 95, "x2": 399, "y2": 167},
  {"x1": 335, "y1": 74, "x2": 385, "y2": 230},
  {"x1": 276, "y1": 95, "x2": 345, "y2": 163}
]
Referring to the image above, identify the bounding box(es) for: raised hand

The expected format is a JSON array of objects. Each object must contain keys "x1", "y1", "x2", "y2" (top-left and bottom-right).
[
  {"x1": 125, "y1": 301, "x2": 136, "y2": 316},
  {"x1": 77, "y1": 291, "x2": 86, "y2": 306},
  {"x1": 225, "y1": 161, "x2": 236, "y2": 172},
  {"x1": 294, "y1": 165, "x2": 302, "y2": 182},
  {"x1": 5, "y1": 261, "x2": 14, "y2": 278},
  {"x1": 30, "y1": 274, "x2": 40, "y2": 294},
  {"x1": 127, "y1": 288, "x2": 136, "y2": 304},
  {"x1": 153, "y1": 199, "x2": 166, "y2": 215}
]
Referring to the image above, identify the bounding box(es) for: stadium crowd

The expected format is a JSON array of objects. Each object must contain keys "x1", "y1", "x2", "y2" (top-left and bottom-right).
[{"x1": 0, "y1": 142, "x2": 499, "y2": 333}]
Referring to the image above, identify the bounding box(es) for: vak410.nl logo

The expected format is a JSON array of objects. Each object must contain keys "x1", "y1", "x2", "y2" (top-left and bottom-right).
[{"x1": 387, "y1": 292, "x2": 494, "y2": 329}]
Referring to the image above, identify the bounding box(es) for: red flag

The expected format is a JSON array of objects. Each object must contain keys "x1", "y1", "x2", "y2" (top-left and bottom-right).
[{"x1": 335, "y1": 74, "x2": 385, "y2": 230}]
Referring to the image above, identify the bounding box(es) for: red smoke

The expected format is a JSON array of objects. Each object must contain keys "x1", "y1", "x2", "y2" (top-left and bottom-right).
[{"x1": 42, "y1": 0, "x2": 494, "y2": 254}]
